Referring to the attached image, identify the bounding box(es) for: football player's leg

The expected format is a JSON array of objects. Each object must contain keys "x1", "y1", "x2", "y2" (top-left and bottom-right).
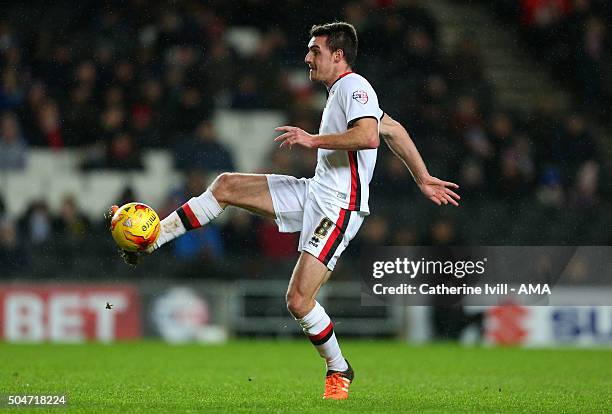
[
  {"x1": 153, "y1": 173, "x2": 274, "y2": 250},
  {"x1": 286, "y1": 252, "x2": 349, "y2": 373},
  {"x1": 210, "y1": 173, "x2": 275, "y2": 217}
]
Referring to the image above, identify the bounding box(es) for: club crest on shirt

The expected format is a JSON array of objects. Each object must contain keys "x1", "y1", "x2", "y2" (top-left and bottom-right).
[{"x1": 352, "y1": 90, "x2": 368, "y2": 104}]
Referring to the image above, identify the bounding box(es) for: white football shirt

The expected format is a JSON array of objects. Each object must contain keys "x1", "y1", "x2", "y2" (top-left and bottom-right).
[{"x1": 312, "y1": 72, "x2": 383, "y2": 215}]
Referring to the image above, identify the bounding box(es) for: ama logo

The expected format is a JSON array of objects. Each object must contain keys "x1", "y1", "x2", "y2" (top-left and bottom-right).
[{"x1": 352, "y1": 90, "x2": 368, "y2": 104}]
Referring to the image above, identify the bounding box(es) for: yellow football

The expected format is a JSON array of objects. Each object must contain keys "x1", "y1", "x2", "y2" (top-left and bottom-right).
[{"x1": 110, "y1": 202, "x2": 160, "y2": 252}]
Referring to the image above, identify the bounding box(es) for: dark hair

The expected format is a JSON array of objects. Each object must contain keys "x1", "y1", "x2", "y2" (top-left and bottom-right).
[{"x1": 310, "y1": 22, "x2": 358, "y2": 66}]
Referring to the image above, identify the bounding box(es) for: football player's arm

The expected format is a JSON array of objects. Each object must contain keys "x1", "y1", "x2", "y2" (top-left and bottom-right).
[
  {"x1": 379, "y1": 113, "x2": 428, "y2": 184},
  {"x1": 274, "y1": 117, "x2": 379, "y2": 151},
  {"x1": 380, "y1": 113, "x2": 461, "y2": 207}
]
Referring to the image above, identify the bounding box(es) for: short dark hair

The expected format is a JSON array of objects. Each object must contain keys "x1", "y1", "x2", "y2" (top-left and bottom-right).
[{"x1": 310, "y1": 22, "x2": 358, "y2": 66}]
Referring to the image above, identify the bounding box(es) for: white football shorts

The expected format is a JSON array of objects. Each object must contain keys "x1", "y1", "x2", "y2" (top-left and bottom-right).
[{"x1": 266, "y1": 174, "x2": 365, "y2": 271}]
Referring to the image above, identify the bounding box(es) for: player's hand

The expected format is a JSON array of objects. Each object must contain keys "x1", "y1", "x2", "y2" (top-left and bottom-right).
[
  {"x1": 274, "y1": 126, "x2": 318, "y2": 149},
  {"x1": 417, "y1": 175, "x2": 461, "y2": 207},
  {"x1": 105, "y1": 205, "x2": 141, "y2": 266}
]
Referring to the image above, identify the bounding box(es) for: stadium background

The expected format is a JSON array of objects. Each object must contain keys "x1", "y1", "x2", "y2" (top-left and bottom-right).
[{"x1": 1, "y1": 0, "x2": 611, "y2": 347}]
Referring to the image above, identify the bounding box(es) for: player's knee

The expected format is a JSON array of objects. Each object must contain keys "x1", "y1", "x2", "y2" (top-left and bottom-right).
[
  {"x1": 286, "y1": 291, "x2": 311, "y2": 318},
  {"x1": 211, "y1": 173, "x2": 237, "y2": 204}
]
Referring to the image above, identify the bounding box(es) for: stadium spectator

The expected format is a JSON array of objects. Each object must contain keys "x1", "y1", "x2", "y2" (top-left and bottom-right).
[
  {"x1": 459, "y1": 158, "x2": 487, "y2": 196},
  {"x1": 492, "y1": 0, "x2": 612, "y2": 117},
  {"x1": 41, "y1": 44, "x2": 74, "y2": 94},
  {"x1": 35, "y1": 99, "x2": 64, "y2": 149},
  {"x1": 18, "y1": 81, "x2": 47, "y2": 143},
  {"x1": 521, "y1": 0, "x2": 571, "y2": 27},
  {"x1": 105, "y1": 132, "x2": 143, "y2": 170},
  {"x1": 537, "y1": 167, "x2": 565, "y2": 208},
  {"x1": 372, "y1": 153, "x2": 414, "y2": 201},
  {"x1": 520, "y1": 0, "x2": 572, "y2": 55},
  {"x1": 100, "y1": 106, "x2": 126, "y2": 141},
  {"x1": 388, "y1": 225, "x2": 419, "y2": 246},
  {"x1": 257, "y1": 220, "x2": 299, "y2": 262},
  {"x1": 527, "y1": 96, "x2": 562, "y2": 165},
  {"x1": 498, "y1": 136, "x2": 536, "y2": 198},
  {"x1": 53, "y1": 195, "x2": 92, "y2": 267},
  {"x1": 575, "y1": 16, "x2": 610, "y2": 107},
  {"x1": 488, "y1": 112, "x2": 515, "y2": 150},
  {"x1": 353, "y1": 216, "x2": 390, "y2": 251},
  {"x1": 427, "y1": 217, "x2": 461, "y2": 245},
  {"x1": 174, "y1": 225, "x2": 224, "y2": 262},
  {"x1": 53, "y1": 195, "x2": 91, "y2": 241},
  {"x1": 0, "y1": 69, "x2": 24, "y2": 110},
  {"x1": 263, "y1": 147, "x2": 299, "y2": 177},
  {"x1": 449, "y1": 46, "x2": 493, "y2": 113},
  {"x1": 555, "y1": 113, "x2": 597, "y2": 177},
  {"x1": 63, "y1": 83, "x2": 98, "y2": 146},
  {"x1": 130, "y1": 79, "x2": 164, "y2": 147},
  {"x1": 569, "y1": 159, "x2": 600, "y2": 208},
  {"x1": 0, "y1": 219, "x2": 28, "y2": 276},
  {"x1": 399, "y1": 28, "x2": 441, "y2": 80},
  {"x1": 398, "y1": 0, "x2": 439, "y2": 44},
  {"x1": 18, "y1": 200, "x2": 54, "y2": 246},
  {"x1": 166, "y1": 86, "x2": 214, "y2": 136},
  {"x1": 223, "y1": 210, "x2": 259, "y2": 258},
  {"x1": 201, "y1": 42, "x2": 237, "y2": 97},
  {"x1": 231, "y1": 74, "x2": 266, "y2": 109},
  {"x1": 174, "y1": 120, "x2": 235, "y2": 173},
  {"x1": 0, "y1": 111, "x2": 27, "y2": 170}
]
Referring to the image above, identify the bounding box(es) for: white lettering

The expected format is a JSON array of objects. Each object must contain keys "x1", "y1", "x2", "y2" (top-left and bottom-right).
[
  {"x1": 88, "y1": 294, "x2": 127, "y2": 342},
  {"x1": 50, "y1": 294, "x2": 83, "y2": 342},
  {"x1": 5, "y1": 294, "x2": 44, "y2": 341}
]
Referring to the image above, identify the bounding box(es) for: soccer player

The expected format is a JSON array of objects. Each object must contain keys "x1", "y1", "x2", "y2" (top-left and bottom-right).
[{"x1": 112, "y1": 22, "x2": 460, "y2": 399}]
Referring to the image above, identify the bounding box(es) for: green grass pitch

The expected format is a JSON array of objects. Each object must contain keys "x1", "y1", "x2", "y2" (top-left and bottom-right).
[{"x1": 1, "y1": 341, "x2": 611, "y2": 413}]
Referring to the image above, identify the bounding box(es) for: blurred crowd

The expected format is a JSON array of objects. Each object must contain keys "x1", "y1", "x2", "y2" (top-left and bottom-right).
[
  {"x1": 1, "y1": 0, "x2": 611, "y2": 279},
  {"x1": 490, "y1": 0, "x2": 612, "y2": 118}
]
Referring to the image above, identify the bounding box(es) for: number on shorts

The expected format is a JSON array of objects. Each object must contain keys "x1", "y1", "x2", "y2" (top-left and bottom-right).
[{"x1": 314, "y1": 218, "x2": 333, "y2": 239}]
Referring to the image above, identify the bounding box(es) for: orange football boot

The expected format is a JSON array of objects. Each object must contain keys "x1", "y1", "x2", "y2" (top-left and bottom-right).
[{"x1": 323, "y1": 360, "x2": 354, "y2": 400}]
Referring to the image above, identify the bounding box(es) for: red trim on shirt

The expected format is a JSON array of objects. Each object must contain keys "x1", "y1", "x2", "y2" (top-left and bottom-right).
[
  {"x1": 328, "y1": 71, "x2": 354, "y2": 90},
  {"x1": 348, "y1": 151, "x2": 358, "y2": 209},
  {"x1": 347, "y1": 151, "x2": 361, "y2": 211}
]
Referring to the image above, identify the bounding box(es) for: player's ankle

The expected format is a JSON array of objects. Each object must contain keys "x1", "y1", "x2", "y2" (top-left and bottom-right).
[{"x1": 327, "y1": 356, "x2": 348, "y2": 372}]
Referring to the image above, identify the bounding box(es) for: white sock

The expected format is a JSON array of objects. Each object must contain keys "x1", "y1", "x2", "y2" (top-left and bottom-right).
[
  {"x1": 296, "y1": 301, "x2": 348, "y2": 372},
  {"x1": 153, "y1": 189, "x2": 223, "y2": 250}
]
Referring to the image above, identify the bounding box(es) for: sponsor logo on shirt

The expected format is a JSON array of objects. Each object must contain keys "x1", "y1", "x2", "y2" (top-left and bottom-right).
[{"x1": 352, "y1": 90, "x2": 368, "y2": 104}]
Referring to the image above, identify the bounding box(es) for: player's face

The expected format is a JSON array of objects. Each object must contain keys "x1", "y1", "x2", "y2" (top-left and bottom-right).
[{"x1": 305, "y1": 36, "x2": 334, "y2": 84}]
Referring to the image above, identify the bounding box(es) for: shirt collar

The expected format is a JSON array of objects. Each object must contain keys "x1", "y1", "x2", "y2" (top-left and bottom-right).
[{"x1": 328, "y1": 71, "x2": 353, "y2": 92}]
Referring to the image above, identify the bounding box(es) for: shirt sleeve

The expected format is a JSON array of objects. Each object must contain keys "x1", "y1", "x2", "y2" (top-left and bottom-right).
[{"x1": 341, "y1": 76, "x2": 381, "y2": 127}]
